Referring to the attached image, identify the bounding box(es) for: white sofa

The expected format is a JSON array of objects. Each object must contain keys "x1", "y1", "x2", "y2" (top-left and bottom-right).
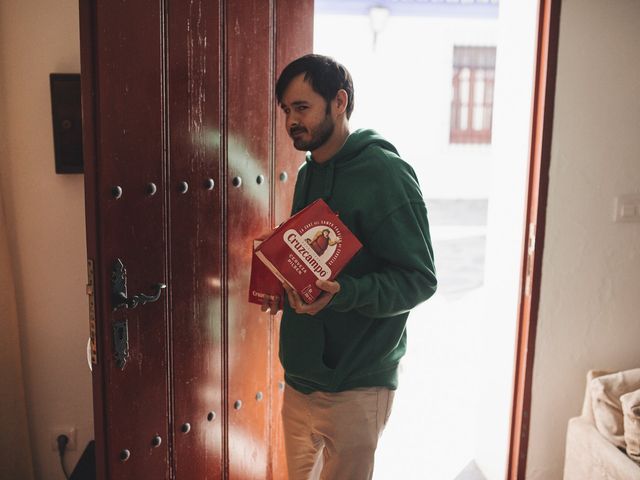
[{"x1": 564, "y1": 370, "x2": 640, "y2": 480}]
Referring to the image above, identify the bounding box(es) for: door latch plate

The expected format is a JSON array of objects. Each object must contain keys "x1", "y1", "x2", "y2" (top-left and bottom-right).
[
  {"x1": 87, "y1": 259, "x2": 98, "y2": 365},
  {"x1": 113, "y1": 319, "x2": 129, "y2": 370}
]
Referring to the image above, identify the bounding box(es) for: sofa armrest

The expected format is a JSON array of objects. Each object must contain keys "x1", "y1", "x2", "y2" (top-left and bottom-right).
[{"x1": 564, "y1": 416, "x2": 640, "y2": 480}]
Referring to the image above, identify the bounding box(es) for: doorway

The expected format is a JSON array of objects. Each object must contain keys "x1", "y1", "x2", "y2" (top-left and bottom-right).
[{"x1": 313, "y1": 1, "x2": 540, "y2": 478}]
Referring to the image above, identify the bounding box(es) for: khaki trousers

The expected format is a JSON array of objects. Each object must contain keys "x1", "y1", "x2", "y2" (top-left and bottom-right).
[{"x1": 282, "y1": 384, "x2": 395, "y2": 480}]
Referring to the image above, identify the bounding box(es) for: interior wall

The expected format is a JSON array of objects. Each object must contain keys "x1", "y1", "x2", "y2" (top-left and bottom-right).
[
  {"x1": 0, "y1": 1, "x2": 92, "y2": 479},
  {"x1": 0, "y1": 190, "x2": 35, "y2": 480},
  {"x1": 527, "y1": 0, "x2": 640, "y2": 478}
]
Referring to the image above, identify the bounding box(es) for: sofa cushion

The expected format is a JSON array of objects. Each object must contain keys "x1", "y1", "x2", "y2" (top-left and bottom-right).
[
  {"x1": 582, "y1": 370, "x2": 611, "y2": 420},
  {"x1": 590, "y1": 368, "x2": 640, "y2": 448},
  {"x1": 621, "y1": 388, "x2": 640, "y2": 464}
]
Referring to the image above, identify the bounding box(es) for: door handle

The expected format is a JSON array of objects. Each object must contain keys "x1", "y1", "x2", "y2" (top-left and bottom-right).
[
  {"x1": 111, "y1": 258, "x2": 166, "y2": 311},
  {"x1": 124, "y1": 283, "x2": 166, "y2": 309}
]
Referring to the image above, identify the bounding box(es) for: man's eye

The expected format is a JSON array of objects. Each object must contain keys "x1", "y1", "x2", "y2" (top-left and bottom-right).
[{"x1": 296, "y1": 106, "x2": 307, "y2": 112}]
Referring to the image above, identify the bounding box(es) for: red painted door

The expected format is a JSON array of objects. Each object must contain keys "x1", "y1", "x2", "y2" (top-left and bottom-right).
[{"x1": 79, "y1": 1, "x2": 313, "y2": 478}]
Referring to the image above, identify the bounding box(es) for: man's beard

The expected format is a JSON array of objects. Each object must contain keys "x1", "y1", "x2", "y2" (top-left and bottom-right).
[{"x1": 290, "y1": 114, "x2": 334, "y2": 152}]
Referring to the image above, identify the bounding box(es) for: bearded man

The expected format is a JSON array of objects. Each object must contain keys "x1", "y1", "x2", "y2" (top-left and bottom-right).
[{"x1": 264, "y1": 54, "x2": 437, "y2": 480}]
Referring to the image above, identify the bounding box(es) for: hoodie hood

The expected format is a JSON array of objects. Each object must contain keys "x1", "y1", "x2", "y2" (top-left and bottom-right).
[
  {"x1": 306, "y1": 128, "x2": 399, "y2": 167},
  {"x1": 292, "y1": 129, "x2": 399, "y2": 212}
]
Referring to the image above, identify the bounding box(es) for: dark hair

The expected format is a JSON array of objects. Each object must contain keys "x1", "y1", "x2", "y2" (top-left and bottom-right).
[{"x1": 275, "y1": 54, "x2": 354, "y2": 119}]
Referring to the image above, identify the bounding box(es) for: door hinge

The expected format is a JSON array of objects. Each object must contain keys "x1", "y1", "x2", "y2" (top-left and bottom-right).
[
  {"x1": 87, "y1": 259, "x2": 98, "y2": 366},
  {"x1": 525, "y1": 224, "x2": 536, "y2": 296}
]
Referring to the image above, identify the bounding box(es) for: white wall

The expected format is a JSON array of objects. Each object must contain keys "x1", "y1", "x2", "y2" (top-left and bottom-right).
[
  {"x1": 527, "y1": 1, "x2": 640, "y2": 479},
  {"x1": 0, "y1": 1, "x2": 93, "y2": 479},
  {"x1": 314, "y1": 13, "x2": 498, "y2": 199}
]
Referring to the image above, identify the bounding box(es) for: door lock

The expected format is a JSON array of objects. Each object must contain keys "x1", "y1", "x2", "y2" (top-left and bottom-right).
[{"x1": 111, "y1": 258, "x2": 166, "y2": 311}]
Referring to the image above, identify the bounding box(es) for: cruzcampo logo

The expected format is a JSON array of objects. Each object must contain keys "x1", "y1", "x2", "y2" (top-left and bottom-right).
[{"x1": 283, "y1": 229, "x2": 333, "y2": 279}]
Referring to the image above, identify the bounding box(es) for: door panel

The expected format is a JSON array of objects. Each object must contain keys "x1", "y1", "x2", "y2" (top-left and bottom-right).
[
  {"x1": 226, "y1": 1, "x2": 272, "y2": 477},
  {"x1": 93, "y1": 2, "x2": 169, "y2": 478},
  {"x1": 168, "y1": 1, "x2": 223, "y2": 478}
]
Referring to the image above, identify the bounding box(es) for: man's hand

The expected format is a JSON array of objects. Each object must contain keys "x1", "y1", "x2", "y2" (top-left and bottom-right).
[
  {"x1": 261, "y1": 294, "x2": 281, "y2": 314},
  {"x1": 283, "y1": 279, "x2": 340, "y2": 316}
]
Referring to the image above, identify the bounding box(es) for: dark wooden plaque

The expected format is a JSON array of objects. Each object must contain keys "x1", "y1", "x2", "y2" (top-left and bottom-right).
[{"x1": 50, "y1": 73, "x2": 83, "y2": 174}]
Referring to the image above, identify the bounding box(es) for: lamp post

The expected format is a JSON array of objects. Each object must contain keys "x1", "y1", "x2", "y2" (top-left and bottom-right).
[{"x1": 369, "y1": 5, "x2": 390, "y2": 51}]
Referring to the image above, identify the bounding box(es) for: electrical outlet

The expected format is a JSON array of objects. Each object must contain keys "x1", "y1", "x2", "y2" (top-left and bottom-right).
[
  {"x1": 614, "y1": 194, "x2": 640, "y2": 223},
  {"x1": 50, "y1": 427, "x2": 77, "y2": 452}
]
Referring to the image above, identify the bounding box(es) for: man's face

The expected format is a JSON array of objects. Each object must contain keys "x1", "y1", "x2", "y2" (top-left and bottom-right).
[{"x1": 280, "y1": 74, "x2": 334, "y2": 152}]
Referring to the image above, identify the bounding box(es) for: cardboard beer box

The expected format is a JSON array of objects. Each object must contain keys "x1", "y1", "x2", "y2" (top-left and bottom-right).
[
  {"x1": 248, "y1": 239, "x2": 284, "y2": 309},
  {"x1": 254, "y1": 199, "x2": 362, "y2": 304}
]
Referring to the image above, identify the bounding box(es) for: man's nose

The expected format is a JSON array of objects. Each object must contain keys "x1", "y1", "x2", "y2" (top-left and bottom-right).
[{"x1": 287, "y1": 113, "x2": 300, "y2": 129}]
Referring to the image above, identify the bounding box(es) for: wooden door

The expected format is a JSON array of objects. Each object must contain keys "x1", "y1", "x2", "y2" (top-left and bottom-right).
[{"x1": 79, "y1": 1, "x2": 313, "y2": 478}]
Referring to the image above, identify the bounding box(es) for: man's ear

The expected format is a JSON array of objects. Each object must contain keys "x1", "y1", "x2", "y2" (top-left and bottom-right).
[{"x1": 334, "y1": 89, "x2": 348, "y2": 115}]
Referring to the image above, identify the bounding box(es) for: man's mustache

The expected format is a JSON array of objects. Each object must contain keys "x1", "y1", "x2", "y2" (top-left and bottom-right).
[{"x1": 290, "y1": 126, "x2": 307, "y2": 136}]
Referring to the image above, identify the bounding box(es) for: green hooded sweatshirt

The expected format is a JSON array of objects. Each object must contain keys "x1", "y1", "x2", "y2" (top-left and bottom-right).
[{"x1": 280, "y1": 128, "x2": 437, "y2": 394}]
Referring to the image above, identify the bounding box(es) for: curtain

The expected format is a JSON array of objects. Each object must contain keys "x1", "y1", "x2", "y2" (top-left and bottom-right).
[{"x1": 0, "y1": 190, "x2": 34, "y2": 479}]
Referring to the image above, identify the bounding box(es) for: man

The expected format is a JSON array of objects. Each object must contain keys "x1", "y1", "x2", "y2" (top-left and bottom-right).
[
  {"x1": 306, "y1": 229, "x2": 340, "y2": 257},
  {"x1": 265, "y1": 54, "x2": 437, "y2": 480}
]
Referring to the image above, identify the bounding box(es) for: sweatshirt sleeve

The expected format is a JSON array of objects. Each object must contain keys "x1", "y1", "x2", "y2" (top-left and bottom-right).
[{"x1": 328, "y1": 199, "x2": 437, "y2": 318}]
